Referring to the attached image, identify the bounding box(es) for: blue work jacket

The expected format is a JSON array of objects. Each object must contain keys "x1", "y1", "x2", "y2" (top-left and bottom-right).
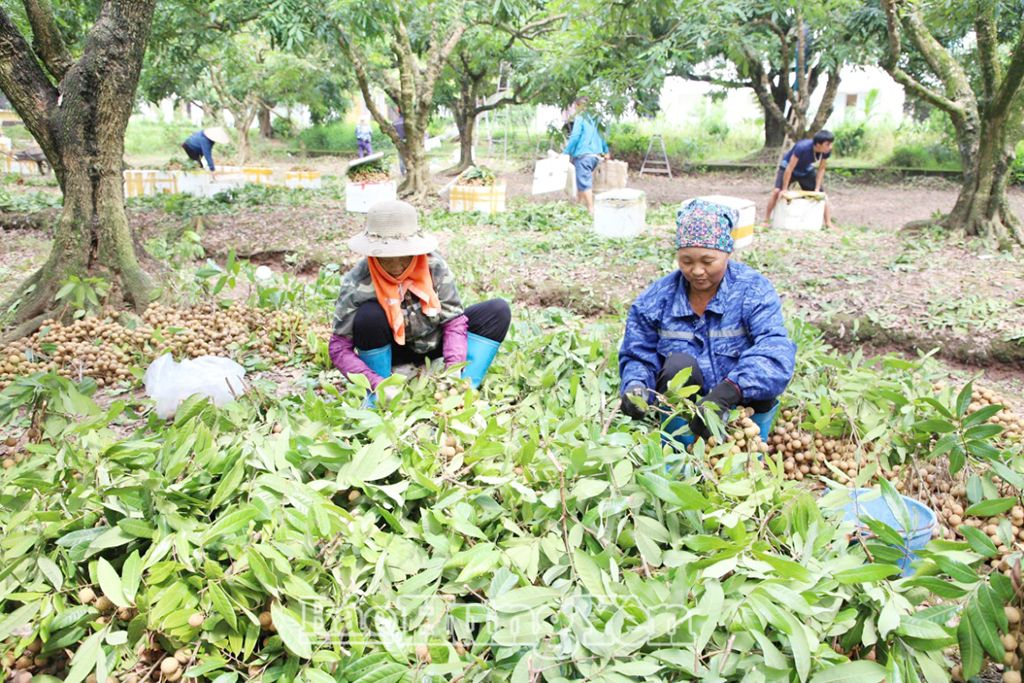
[
  {"x1": 563, "y1": 114, "x2": 608, "y2": 159},
  {"x1": 618, "y1": 261, "x2": 796, "y2": 402},
  {"x1": 183, "y1": 131, "x2": 216, "y2": 171}
]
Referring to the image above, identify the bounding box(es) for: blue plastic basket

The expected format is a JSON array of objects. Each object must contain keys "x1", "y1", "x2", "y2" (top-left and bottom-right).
[{"x1": 841, "y1": 488, "x2": 937, "y2": 576}]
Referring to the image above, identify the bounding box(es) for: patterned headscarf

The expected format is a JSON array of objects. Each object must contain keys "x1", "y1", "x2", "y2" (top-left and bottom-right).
[{"x1": 675, "y1": 199, "x2": 738, "y2": 253}]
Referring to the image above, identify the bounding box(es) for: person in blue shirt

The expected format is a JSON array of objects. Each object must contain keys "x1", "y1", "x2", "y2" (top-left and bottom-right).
[
  {"x1": 181, "y1": 127, "x2": 231, "y2": 174},
  {"x1": 765, "y1": 130, "x2": 834, "y2": 229},
  {"x1": 563, "y1": 96, "x2": 608, "y2": 213},
  {"x1": 618, "y1": 199, "x2": 796, "y2": 444}
]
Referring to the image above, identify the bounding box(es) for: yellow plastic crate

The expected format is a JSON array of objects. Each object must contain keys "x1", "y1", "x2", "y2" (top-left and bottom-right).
[{"x1": 449, "y1": 181, "x2": 506, "y2": 214}]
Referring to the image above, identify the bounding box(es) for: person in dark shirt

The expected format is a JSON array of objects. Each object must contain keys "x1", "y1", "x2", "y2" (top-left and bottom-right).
[
  {"x1": 765, "y1": 130, "x2": 834, "y2": 229},
  {"x1": 181, "y1": 127, "x2": 231, "y2": 174}
]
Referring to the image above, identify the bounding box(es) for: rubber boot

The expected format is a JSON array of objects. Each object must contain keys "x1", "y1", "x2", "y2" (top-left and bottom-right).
[
  {"x1": 749, "y1": 401, "x2": 780, "y2": 442},
  {"x1": 463, "y1": 333, "x2": 501, "y2": 389},
  {"x1": 357, "y1": 345, "x2": 392, "y2": 407}
]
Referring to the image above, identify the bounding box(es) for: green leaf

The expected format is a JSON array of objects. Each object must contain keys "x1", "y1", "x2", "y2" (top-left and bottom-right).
[
  {"x1": 96, "y1": 558, "x2": 130, "y2": 608},
  {"x1": 980, "y1": 584, "x2": 1009, "y2": 634},
  {"x1": 271, "y1": 602, "x2": 312, "y2": 659},
  {"x1": 961, "y1": 404, "x2": 1002, "y2": 427},
  {"x1": 967, "y1": 593, "x2": 1003, "y2": 660},
  {"x1": 904, "y1": 576, "x2": 967, "y2": 599},
  {"x1": 339, "y1": 438, "x2": 402, "y2": 484},
  {"x1": 490, "y1": 586, "x2": 561, "y2": 613},
  {"x1": 809, "y1": 660, "x2": 887, "y2": 683},
  {"x1": 957, "y1": 612, "x2": 982, "y2": 679},
  {"x1": 571, "y1": 477, "x2": 608, "y2": 501},
  {"x1": 38, "y1": 555, "x2": 63, "y2": 590},
  {"x1": 753, "y1": 551, "x2": 811, "y2": 582},
  {"x1": 896, "y1": 616, "x2": 950, "y2": 640},
  {"x1": 207, "y1": 580, "x2": 237, "y2": 631},
  {"x1": 964, "y1": 497, "x2": 1015, "y2": 517},
  {"x1": 954, "y1": 382, "x2": 973, "y2": 418},
  {"x1": 958, "y1": 526, "x2": 998, "y2": 557},
  {"x1": 64, "y1": 627, "x2": 106, "y2": 683},
  {"x1": 121, "y1": 551, "x2": 142, "y2": 603},
  {"x1": 833, "y1": 564, "x2": 900, "y2": 584},
  {"x1": 201, "y1": 505, "x2": 259, "y2": 544},
  {"x1": 636, "y1": 473, "x2": 708, "y2": 510},
  {"x1": 211, "y1": 456, "x2": 248, "y2": 509}
]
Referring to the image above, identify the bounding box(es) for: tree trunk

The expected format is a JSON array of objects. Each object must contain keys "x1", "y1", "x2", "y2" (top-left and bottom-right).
[
  {"x1": 945, "y1": 119, "x2": 1022, "y2": 246},
  {"x1": 0, "y1": 0, "x2": 157, "y2": 340},
  {"x1": 258, "y1": 104, "x2": 273, "y2": 139},
  {"x1": 763, "y1": 104, "x2": 787, "y2": 150},
  {"x1": 233, "y1": 107, "x2": 256, "y2": 165},
  {"x1": 449, "y1": 104, "x2": 476, "y2": 175},
  {"x1": 398, "y1": 133, "x2": 430, "y2": 197}
]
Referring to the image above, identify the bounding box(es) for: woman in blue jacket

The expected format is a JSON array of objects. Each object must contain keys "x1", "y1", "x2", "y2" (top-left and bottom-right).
[
  {"x1": 181, "y1": 127, "x2": 231, "y2": 173},
  {"x1": 618, "y1": 199, "x2": 796, "y2": 443}
]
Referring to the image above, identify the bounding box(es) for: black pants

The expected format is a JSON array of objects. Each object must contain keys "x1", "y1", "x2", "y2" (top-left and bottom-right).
[
  {"x1": 773, "y1": 167, "x2": 821, "y2": 192},
  {"x1": 657, "y1": 352, "x2": 776, "y2": 413},
  {"x1": 352, "y1": 299, "x2": 511, "y2": 365},
  {"x1": 182, "y1": 143, "x2": 204, "y2": 168}
]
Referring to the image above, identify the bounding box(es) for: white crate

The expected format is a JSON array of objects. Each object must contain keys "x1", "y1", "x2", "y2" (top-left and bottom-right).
[
  {"x1": 594, "y1": 189, "x2": 646, "y2": 238},
  {"x1": 531, "y1": 155, "x2": 570, "y2": 195},
  {"x1": 346, "y1": 180, "x2": 397, "y2": 213},
  {"x1": 772, "y1": 191, "x2": 825, "y2": 231},
  {"x1": 682, "y1": 195, "x2": 757, "y2": 250}
]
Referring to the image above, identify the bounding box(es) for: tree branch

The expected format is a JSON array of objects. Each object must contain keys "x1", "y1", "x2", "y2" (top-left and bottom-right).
[
  {"x1": 472, "y1": 85, "x2": 523, "y2": 116},
  {"x1": 974, "y1": 7, "x2": 999, "y2": 104},
  {"x1": 990, "y1": 20, "x2": 1024, "y2": 117},
  {"x1": 880, "y1": 0, "x2": 965, "y2": 118},
  {"x1": 808, "y1": 66, "x2": 841, "y2": 133},
  {"x1": 675, "y1": 68, "x2": 747, "y2": 90},
  {"x1": 336, "y1": 31, "x2": 401, "y2": 146},
  {"x1": 22, "y1": 0, "x2": 73, "y2": 81},
  {"x1": 0, "y1": 8, "x2": 57, "y2": 155}
]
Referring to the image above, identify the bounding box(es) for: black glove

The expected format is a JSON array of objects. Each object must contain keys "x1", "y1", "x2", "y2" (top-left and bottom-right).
[
  {"x1": 689, "y1": 381, "x2": 741, "y2": 441},
  {"x1": 620, "y1": 385, "x2": 650, "y2": 420}
]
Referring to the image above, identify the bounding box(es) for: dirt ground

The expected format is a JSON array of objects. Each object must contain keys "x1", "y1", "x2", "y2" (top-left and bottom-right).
[{"x1": 3, "y1": 164, "x2": 1023, "y2": 399}]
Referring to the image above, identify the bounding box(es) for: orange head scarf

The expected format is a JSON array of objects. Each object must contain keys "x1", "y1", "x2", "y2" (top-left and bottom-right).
[{"x1": 367, "y1": 255, "x2": 441, "y2": 346}]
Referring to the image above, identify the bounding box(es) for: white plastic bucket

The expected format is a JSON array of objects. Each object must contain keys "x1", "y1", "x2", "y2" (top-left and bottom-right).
[
  {"x1": 772, "y1": 191, "x2": 825, "y2": 231},
  {"x1": 594, "y1": 189, "x2": 646, "y2": 238},
  {"x1": 346, "y1": 180, "x2": 397, "y2": 213}
]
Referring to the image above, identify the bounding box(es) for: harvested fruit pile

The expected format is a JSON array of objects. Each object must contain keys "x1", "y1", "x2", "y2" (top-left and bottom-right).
[
  {"x1": 457, "y1": 166, "x2": 498, "y2": 186},
  {"x1": 750, "y1": 393, "x2": 1024, "y2": 576},
  {"x1": 346, "y1": 157, "x2": 389, "y2": 184},
  {"x1": 0, "y1": 304, "x2": 323, "y2": 391}
]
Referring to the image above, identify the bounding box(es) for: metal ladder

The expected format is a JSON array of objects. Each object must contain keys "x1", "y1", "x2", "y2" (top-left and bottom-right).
[{"x1": 639, "y1": 135, "x2": 672, "y2": 178}]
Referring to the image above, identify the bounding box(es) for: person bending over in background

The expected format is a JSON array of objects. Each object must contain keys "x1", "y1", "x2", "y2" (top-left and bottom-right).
[
  {"x1": 618, "y1": 199, "x2": 796, "y2": 445},
  {"x1": 765, "y1": 129, "x2": 835, "y2": 229},
  {"x1": 181, "y1": 127, "x2": 231, "y2": 177},
  {"x1": 329, "y1": 201, "x2": 511, "y2": 406}
]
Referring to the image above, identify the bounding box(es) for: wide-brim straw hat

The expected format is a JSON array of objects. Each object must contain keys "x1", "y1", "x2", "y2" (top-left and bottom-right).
[
  {"x1": 348, "y1": 200, "x2": 438, "y2": 257},
  {"x1": 204, "y1": 127, "x2": 231, "y2": 145}
]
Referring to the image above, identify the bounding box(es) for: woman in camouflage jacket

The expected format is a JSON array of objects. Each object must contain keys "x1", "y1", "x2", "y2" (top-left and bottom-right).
[{"x1": 329, "y1": 201, "x2": 511, "y2": 401}]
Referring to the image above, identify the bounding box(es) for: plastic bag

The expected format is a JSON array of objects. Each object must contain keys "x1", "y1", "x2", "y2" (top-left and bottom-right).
[{"x1": 143, "y1": 353, "x2": 247, "y2": 419}]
